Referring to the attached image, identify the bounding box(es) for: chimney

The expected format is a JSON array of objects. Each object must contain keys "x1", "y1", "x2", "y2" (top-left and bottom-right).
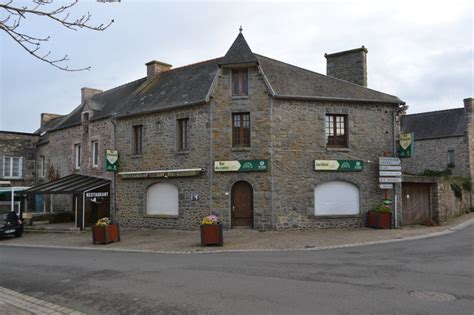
[
  {"x1": 464, "y1": 97, "x2": 473, "y2": 115},
  {"x1": 325, "y1": 46, "x2": 368, "y2": 87},
  {"x1": 146, "y1": 60, "x2": 172, "y2": 80},
  {"x1": 41, "y1": 113, "x2": 64, "y2": 128},
  {"x1": 81, "y1": 87, "x2": 103, "y2": 104}
]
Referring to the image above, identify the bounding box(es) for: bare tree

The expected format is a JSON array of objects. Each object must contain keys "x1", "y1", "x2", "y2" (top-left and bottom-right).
[{"x1": 0, "y1": 0, "x2": 113, "y2": 71}]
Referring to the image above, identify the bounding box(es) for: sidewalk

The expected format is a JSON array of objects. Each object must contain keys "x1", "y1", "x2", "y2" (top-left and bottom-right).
[{"x1": 2, "y1": 213, "x2": 473, "y2": 254}]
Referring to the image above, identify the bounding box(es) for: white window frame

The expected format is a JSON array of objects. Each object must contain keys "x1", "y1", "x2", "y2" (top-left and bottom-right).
[
  {"x1": 3, "y1": 156, "x2": 23, "y2": 179},
  {"x1": 92, "y1": 141, "x2": 99, "y2": 168},
  {"x1": 74, "y1": 144, "x2": 81, "y2": 169},
  {"x1": 40, "y1": 155, "x2": 46, "y2": 177}
]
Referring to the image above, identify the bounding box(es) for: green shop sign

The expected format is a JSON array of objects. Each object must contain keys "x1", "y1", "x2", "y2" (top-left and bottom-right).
[
  {"x1": 214, "y1": 160, "x2": 269, "y2": 172},
  {"x1": 105, "y1": 149, "x2": 119, "y2": 172},
  {"x1": 314, "y1": 160, "x2": 363, "y2": 172},
  {"x1": 399, "y1": 132, "x2": 414, "y2": 158}
]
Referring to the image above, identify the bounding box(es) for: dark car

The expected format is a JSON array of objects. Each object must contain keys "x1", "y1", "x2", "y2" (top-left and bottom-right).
[{"x1": 0, "y1": 211, "x2": 23, "y2": 238}]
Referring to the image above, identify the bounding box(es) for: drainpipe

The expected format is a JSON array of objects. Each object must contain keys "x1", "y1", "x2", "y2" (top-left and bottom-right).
[{"x1": 111, "y1": 119, "x2": 118, "y2": 224}]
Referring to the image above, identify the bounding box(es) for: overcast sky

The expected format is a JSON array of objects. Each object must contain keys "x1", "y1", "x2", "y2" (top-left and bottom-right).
[{"x1": 1, "y1": 0, "x2": 472, "y2": 133}]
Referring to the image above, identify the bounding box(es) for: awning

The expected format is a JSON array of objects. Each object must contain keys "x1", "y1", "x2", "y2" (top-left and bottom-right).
[{"x1": 26, "y1": 174, "x2": 110, "y2": 194}]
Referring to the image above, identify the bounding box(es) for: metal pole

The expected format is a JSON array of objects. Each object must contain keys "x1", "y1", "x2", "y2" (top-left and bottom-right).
[{"x1": 11, "y1": 187, "x2": 14, "y2": 213}]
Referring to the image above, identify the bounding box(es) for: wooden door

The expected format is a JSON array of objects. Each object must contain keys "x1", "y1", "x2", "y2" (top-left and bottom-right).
[
  {"x1": 402, "y1": 183, "x2": 431, "y2": 225},
  {"x1": 231, "y1": 181, "x2": 254, "y2": 228}
]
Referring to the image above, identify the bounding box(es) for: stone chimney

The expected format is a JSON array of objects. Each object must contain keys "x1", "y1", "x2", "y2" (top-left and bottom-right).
[
  {"x1": 464, "y1": 97, "x2": 473, "y2": 115},
  {"x1": 146, "y1": 60, "x2": 172, "y2": 80},
  {"x1": 81, "y1": 87, "x2": 103, "y2": 104},
  {"x1": 325, "y1": 46, "x2": 368, "y2": 87},
  {"x1": 40, "y1": 113, "x2": 63, "y2": 128}
]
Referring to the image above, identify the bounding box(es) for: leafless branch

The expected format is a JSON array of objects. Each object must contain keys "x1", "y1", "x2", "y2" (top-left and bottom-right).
[{"x1": 0, "y1": 0, "x2": 113, "y2": 71}]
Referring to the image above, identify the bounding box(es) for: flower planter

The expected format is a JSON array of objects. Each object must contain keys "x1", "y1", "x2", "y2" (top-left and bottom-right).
[
  {"x1": 200, "y1": 224, "x2": 223, "y2": 246},
  {"x1": 92, "y1": 223, "x2": 120, "y2": 244},
  {"x1": 366, "y1": 211, "x2": 392, "y2": 229}
]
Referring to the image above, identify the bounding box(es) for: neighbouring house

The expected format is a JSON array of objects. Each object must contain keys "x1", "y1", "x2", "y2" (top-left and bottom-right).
[
  {"x1": 400, "y1": 98, "x2": 473, "y2": 224},
  {"x1": 0, "y1": 130, "x2": 38, "y2": 212},
  {"x1": 112, "y1": 32, "x2": 405, "y2": 230}
]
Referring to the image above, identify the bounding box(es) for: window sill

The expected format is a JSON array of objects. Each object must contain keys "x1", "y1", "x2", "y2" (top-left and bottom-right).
[
  {"x1": 2, "y1": 177, "x2": 23, "y2": 180},
  {"x1": 144, "y1": 214, "x2": 179, "y2": 219},
  {"x1": 232, "y1": 147, "x2": 251, "y2": 152},
  {"x1": 232, "y1": 95, "x2": 249, "y2": 100},
  {"x1": 326, "y1": 147, "x2": 350, "y2": 152},
  {"x1": 176, "y1": 150, "x2": 191, "y2": 155},
  {"x1": 130, "y1": 154, "x2": 143, "y2": 159}
]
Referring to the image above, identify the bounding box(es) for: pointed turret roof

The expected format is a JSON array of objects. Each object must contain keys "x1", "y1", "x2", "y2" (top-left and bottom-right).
[{"x1": 220, "y1": 32, "x2": 257, "y2": 66}]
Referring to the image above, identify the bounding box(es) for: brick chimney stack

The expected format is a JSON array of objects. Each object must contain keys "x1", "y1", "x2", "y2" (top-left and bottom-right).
[
  {"x1": 146, "y1": 60, "x2": 172, "y2": 80},
  {"x1": 81, "y1": 87, "x2": 103, "y2": 104},
  {"x1": 325, "y1": 46, "x2": 368, "y2": 87},
  {"x1": 40, "y1": 113, "x2": 63, "y2": 128}
]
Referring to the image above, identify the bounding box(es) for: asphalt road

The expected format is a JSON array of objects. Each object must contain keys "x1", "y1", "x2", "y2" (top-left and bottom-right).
[{"x1": 1, "y1": 226, "x2": 473, "y2": 315}]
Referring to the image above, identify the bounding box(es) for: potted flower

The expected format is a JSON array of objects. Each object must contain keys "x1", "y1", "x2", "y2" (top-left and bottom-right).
[
  {"x1": 200, "y1": 215, "x2": 223, "y2": 246},
  {"x1": 92, "y1": 217, "x2": 120, "y2": 244},
  {"x1": 367, "y1": 204, "x2": 392, "y2": 229}
]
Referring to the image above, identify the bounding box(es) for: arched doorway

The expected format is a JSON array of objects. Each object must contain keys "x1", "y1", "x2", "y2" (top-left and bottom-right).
[{"x1": 231, "y1": 181, "x2": 254, "y2": 228}]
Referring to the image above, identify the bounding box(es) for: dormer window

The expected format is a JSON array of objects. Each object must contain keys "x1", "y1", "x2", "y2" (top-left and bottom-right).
[{"x1": 232, "y1": 69, "x2": 248, "y2": 96}]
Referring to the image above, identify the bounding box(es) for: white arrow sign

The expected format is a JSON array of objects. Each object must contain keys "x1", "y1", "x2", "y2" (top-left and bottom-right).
[
  {"x1": 379, "y1": 171, "x2": 402, "y2": 177},
  {"x1": 379, "y1": 177, "x2": 402, "y2": 183},
  {"x1": 379, "y1": 157, "x2": 401, "y2": 166},
  {"x1": 379, "y1": 165, "x2": 402, "y2": 171},
  {"x1": 379, "y1": 184, "x2": 394, "y2": 189}
]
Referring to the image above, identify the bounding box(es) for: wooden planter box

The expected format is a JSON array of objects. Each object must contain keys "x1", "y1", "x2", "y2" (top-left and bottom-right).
[
  {"x1": 92, "y1": 223, "x2": 120, "y2": 244},
  {"x1": 367, "y1": 211, "x2": 392, "y2": 229},
  {"x1": 200, "y1": 224, "x2": 223, "y2": 246}
]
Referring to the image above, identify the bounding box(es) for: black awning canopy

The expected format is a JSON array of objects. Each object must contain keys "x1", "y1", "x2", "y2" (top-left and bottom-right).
[{"x1": 26, "y1": 174, "x2": 110, "y2": 194}]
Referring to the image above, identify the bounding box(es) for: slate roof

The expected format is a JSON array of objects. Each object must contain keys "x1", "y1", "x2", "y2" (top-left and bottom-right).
[
  {"x1": 401, "y1": 108, "x2": 466, "y2": 140},
  {"x1": 220, "y1": 32, "x2": 258, "y2": 66},
  {"x1": 255, "y1": 54, "x2": 402, "y2": 104},
  {"x1": 115, "y1": 58, "x2": 222, "y2": 118},
  {"x1": 37, "y1": 33, "x2": 404, "y2": 135}
]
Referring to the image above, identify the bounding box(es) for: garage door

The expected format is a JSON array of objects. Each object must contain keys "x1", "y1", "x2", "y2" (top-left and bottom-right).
[
  {"x1": 402, "y1": 183, "x2": 431, "y2": 225},
  {"x1": 314, "y1": 181, "x2": 360, "y2": 215}
]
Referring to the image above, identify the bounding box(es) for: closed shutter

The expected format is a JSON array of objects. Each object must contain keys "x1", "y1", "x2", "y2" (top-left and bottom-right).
[{"x1": 0, "y1": 155, "x2": 3, "y2": 179}]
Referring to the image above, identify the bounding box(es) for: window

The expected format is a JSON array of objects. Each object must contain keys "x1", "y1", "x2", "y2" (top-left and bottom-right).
[
  {"x1": 314, "y1": 181, "x2": 360, "y2": 216},
  {"x1": 3, "y1": 156, "x2": 22, "y2": 178},
  {"x1": 177, "y1": 118, "x2": 189, "y2": 151},
  {"x1": 40, "y1": 155, "x2": 46, "y2": 177},
  {"x1": 132, "y1": 125, "x2": 143, "y2": 155},
  {"x1": 232, "y1": 113, "x2": 250, "y2": 147},
  {"x1": 74, "y1": 144, "x2": 81, "y2": 169},
  {"x1": 92, "y1": 141, "x2": 99, "y2": 167},
  {"x1": 447, "y1": 150, "x2": 455, "y2": 167},
  {"x1": 232, "y1": 69, "x2": 248, "y2": 96},
  {"x1": 146, "y1": 183, "x2": 179, "y2": 215},
  {"x1": 325, "y1": 114, "x2": 348, "y2": 147}
]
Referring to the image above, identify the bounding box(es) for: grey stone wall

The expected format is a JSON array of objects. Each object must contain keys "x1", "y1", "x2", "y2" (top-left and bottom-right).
[
  {"x1": 464, "y1": 98, "x2": 474, "y2": 205},
  {"x1": 401, "y1": 137, "x2": 469, "y2": 176},
  {"x1": 0, "y1": 131, "x2": 38, "y2": 187},
  {"x1": 271, "y1": 100, "x2": 399, "y2": 229},
  {"x1": 115, "y1": 104, "x2": 212, "y2": 229},
  {"x1": 432, "y1": 181, "x2": 470, "y2": 224}
]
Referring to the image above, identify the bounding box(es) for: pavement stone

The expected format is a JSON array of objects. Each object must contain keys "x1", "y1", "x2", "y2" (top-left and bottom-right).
[
  {"x1": 0, "y1": 287, "x2": 84, "y2": 315},
  {"x1": 1, "y1": 213, "x2": 473, "y2": 254}
]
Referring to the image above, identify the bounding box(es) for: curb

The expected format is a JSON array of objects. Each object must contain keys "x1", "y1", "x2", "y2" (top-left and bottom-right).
[{"x1": 2, "y1": 218, "x2": 473, "y2": 255}]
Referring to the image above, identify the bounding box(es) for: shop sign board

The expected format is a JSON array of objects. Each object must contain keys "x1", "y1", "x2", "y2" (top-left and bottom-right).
[
  {"x1": 379, "y1": 184, "x2": 394, "y2": 190},
  {"x1": 399, "y1": 132, "x2": 414, "y2": 158},
  {"x1": 379, "y1": 157, "x2": 401, "y2": 166},
  {"x1": 214, "y1": 160, "x2": 268, "y2": 172},
  {"x1": 105, "y1": 149, "x2": 119, "y2": 172},
  {"x1": 86, "y1": 192, "x2": 109, "y2": 198},
  {"x1": 379, "y1": 171, "x2": 402, "y2": 177},
  {"x1": 119, "y1": 169, "x2": 202, "y2": 179},
  {"x1": 314, "y1": 160, "x2": 363, "y2": 172},
  {"x1": 379, "y1": 177, "x2": 402, "y2": 183}
]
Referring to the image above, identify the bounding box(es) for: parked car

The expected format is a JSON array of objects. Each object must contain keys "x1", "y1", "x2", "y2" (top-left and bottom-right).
[{"x1": 0, "y1": 211, "x2": 23, "y2": 238}]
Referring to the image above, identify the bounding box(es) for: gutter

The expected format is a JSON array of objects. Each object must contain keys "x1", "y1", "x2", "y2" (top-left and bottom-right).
[{"x1": 274, "y1": 94, "x2": 404, "y2": 105}]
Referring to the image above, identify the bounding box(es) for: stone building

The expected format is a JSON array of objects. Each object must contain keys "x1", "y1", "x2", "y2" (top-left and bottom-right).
[
  {"x1": 0, "y1": 131, "x2": 38, "y2": 212},
  {"x1": 112, "y1": 32, "x2": 405, "y2": 230}
]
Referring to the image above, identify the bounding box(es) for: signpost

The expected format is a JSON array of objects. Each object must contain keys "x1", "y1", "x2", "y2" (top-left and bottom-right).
[
  {"x1": 105, "y1": 150, "x2": 119, "y2": 172},
  {"x1": 399, "y1": 132, "x2": 414, "y2": 158},
  {"x1": 314, "y1": 160, "x2": 363, "y2": 172},
  {"x1": 379, "y1": 165, "x2": 402, "y2": 171},
  {"x1": 379, "y1": 177, "x2": 402, "y2": 183},
  {"x1": 214, "y1": 160, "x2": 268, "y2": 172},
  {"x1": 379, "y1": 171, "x2": 402, "y2": 177},
  {"x1": 379, "y1": 184, "x2": 394, "y2": 190},
  {"x1": 379, "y1": 157, "x2": 401, "y2": 165}
]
